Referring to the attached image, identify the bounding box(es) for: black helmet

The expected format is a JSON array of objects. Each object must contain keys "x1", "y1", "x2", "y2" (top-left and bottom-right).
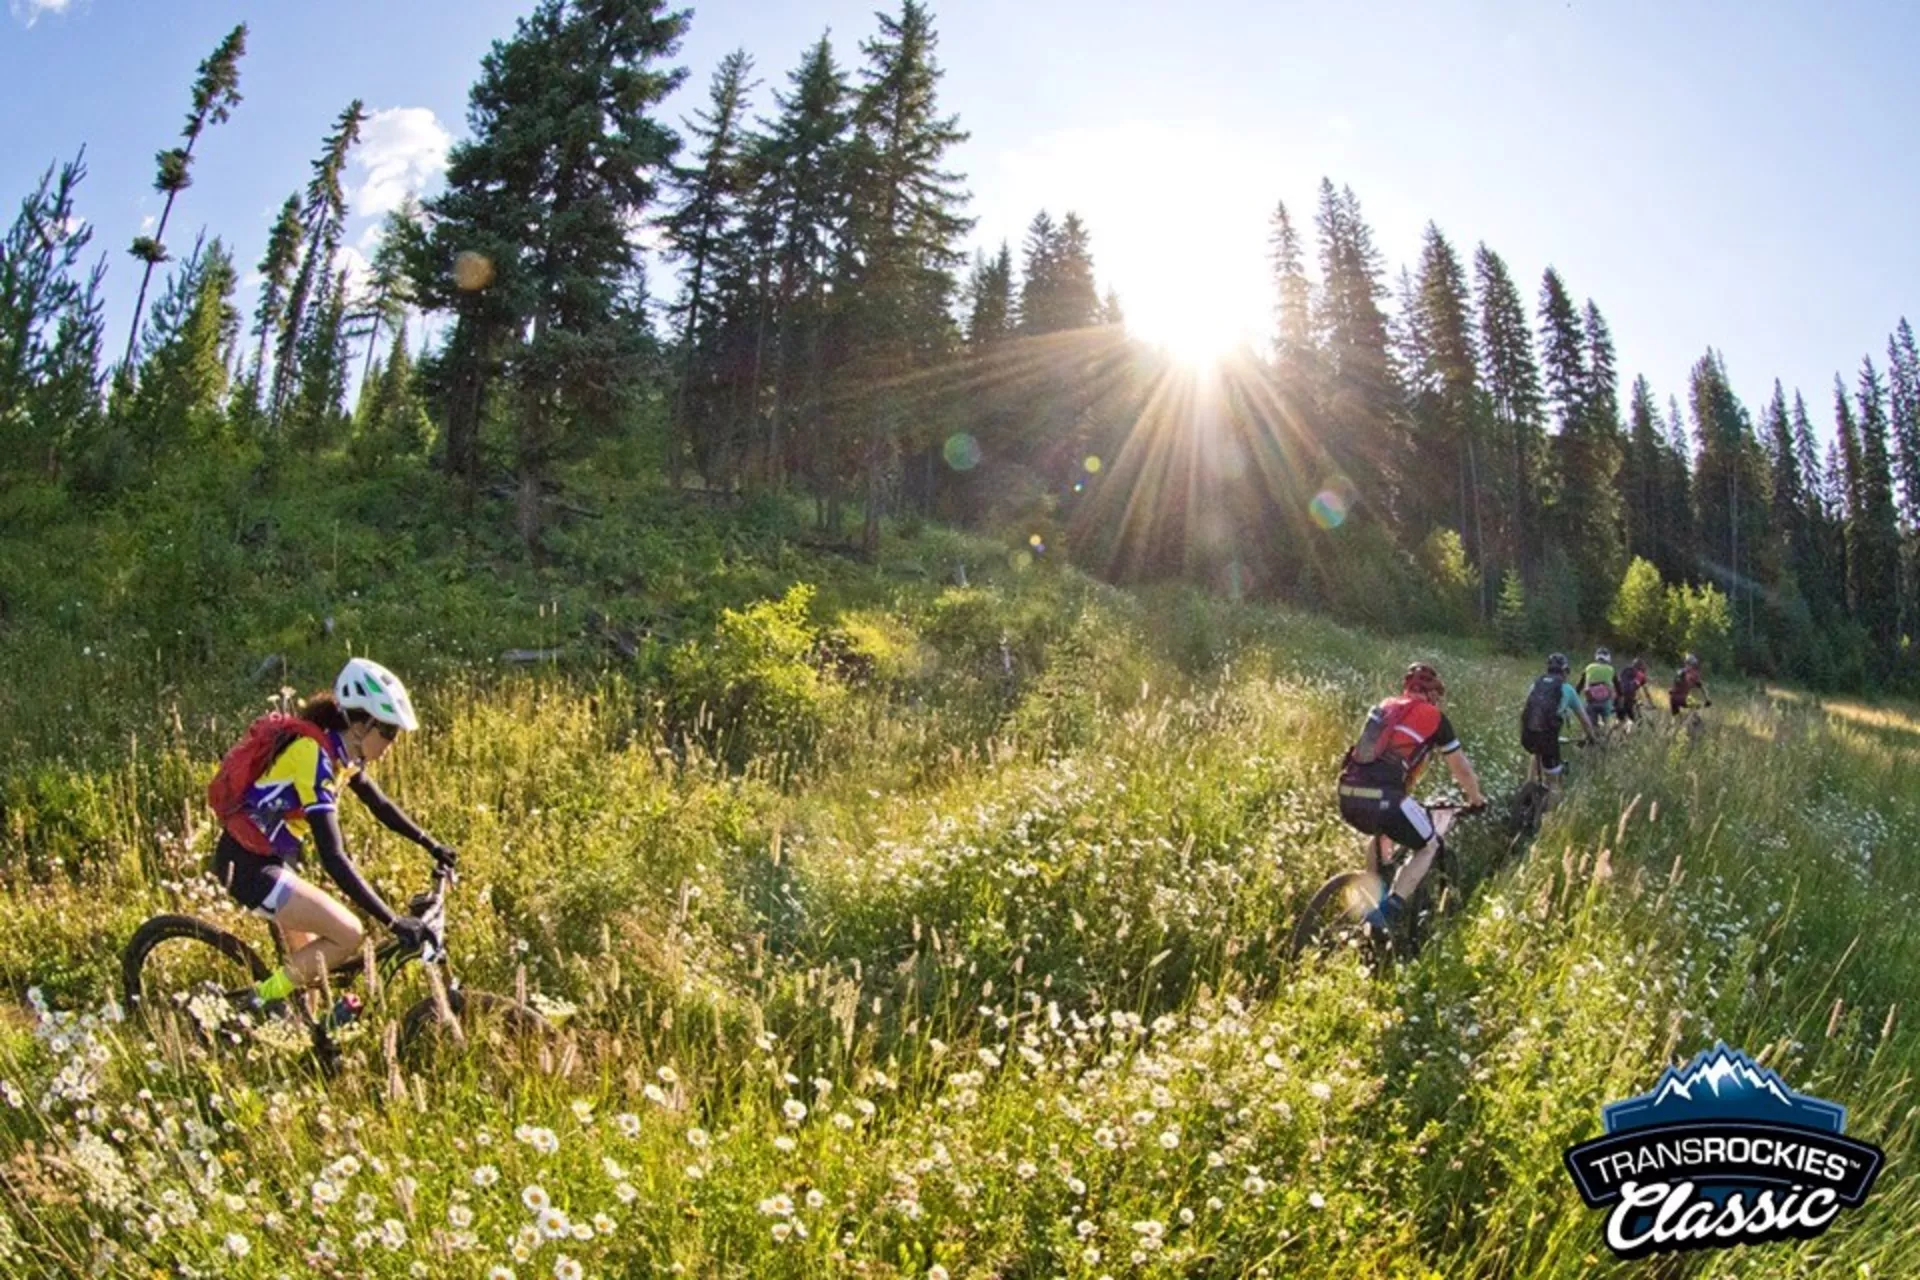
[{"x1": 1547, "y1": 652, "x2": 1570, "y2": 675}]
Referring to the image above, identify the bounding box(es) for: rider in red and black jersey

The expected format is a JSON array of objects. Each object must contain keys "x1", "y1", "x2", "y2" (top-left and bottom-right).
[
  {"x1": 1668, "y1": 653, "x2": 1711, "y2": 716},
  {"x1": 1335, "y1": 662, "x2": 1488, "y2": 930}
]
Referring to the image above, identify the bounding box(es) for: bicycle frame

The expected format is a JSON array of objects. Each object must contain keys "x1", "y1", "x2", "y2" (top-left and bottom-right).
[{"x1": 266, "y1": 866, "x2": 454, "y2": 998}]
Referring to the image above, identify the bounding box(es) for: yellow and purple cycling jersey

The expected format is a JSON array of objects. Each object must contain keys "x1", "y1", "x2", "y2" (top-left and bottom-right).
[{"x1": 236, "y1": 731, "x2": 360, "y2": 856}]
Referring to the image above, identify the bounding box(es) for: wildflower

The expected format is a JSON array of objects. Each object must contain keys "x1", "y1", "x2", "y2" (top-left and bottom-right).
[
  {"x1": 488, "y1": 1268, "x2": 517, "y2": 1280},
  {"x1": 686, "y1": 1126, "x2": 709, "y2": 1148},
  {"x1": 592, "y1": 1213, "x2": 615, "y2": 1235},
  {"x1": 310, "y1": 1178, "x2": 342, "y2": 1207},
  {"x1": 1243, "y1": 1174, "x2": 1268, "y2": 1195},
  {"x1": 225, "y1": 1233, "x2": 251, "y2": 1257},
  {"x1": 554, "y1": 1257, "x2": 583, "y2": 1280},
  {"x1": 929, "y1": 1268, "x2": 951, "y2": 1280},
  {"x1": 522, "y1": 1185, "x2": 551, "y2": 1213},
  {"x1": 773, "y1": 1135, "x2": 796, "y2": 1153},
  {"x1": 1307, "y1": 1082, "x2": 1332, "y2": 1101},
  {"x1": 1179, "y1": 1206, "x2": 1194, "y2": 1225},
  {"x1": 616, "y1": 1113, "x2": 642, "y2": 1139},
  {"x1": 449, "y1": 1204, "x2": 475, "y2": 1229},
  {"x1": 831, "y1": 1112, "x2": 854, "y2": 1130},
  {"x1": 771, "y1": 1222, "x2": 793, "y2": 1243},
  {"x1": 1308, "y1": 1191, "x2": 1326, "y2": 1210},
  {"x1": 473, "y1": 1165, "x2": 500, "y2": 1188},
  {"x1": 658, "y1": 1066, "x2": 680, "y2": 1084},
  {"x1": 684, "y1": 1165, "x2": 704, "y2": 1182},
  {"x1": 1016, "y1": 1160, "x2": 1038, "y2": 1180},
  {"x1": 854, "y1": 1098, "x2": 877, "y2": 1118},
  {"x1": 759, "y1": 1193, "x2": 795, "y2": 1217},
  {"x1": 539, "y1": 1207, "x2": 571, "y2": 1239},
  {"x1": 571, "y1": 1220, "x2": 594, "y2": 1241},
  {"x1": 643, "y1": 1083, "x2": 667, "y2": 1105},
  {"x1": 805, "y1": 1189, "x2": 826, "y2": 1210},
  {"x1": 571, "y1": 1099, "x2": 595, "y2": 1124},
  {"x1": 617, "y1": 1181, "x2": 641, "y2": 1201},
  {"x1": 1077, "y1": 1219, "x2": 1096, "y2": 1237},
  {"x1": 380, "y1": 1218, "x2": 407, "y2": 1249},
  {"x1": 783, "y1": 1098, "x2": 808, "y2": 1125},
  {"x1": 1158, "y1": 1129, "x2": 1180, "y2": 1150}
]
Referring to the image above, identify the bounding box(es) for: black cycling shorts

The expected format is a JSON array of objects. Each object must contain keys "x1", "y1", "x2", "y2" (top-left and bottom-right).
[
  {"x1": 1521, "y1": 726, "x2": 1563, "y2": 774},
  {"x1": 211, "y1": 832, "x2": 299, "y2": 915},
  {"x1": 1337, "y1": 787, "x2": 1436, "y2": 852}
]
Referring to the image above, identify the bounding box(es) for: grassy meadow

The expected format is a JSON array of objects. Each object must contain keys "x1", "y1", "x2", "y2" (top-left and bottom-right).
[{"x1": 2, "y1": 463, "x2": 1919, "y2": 1277}]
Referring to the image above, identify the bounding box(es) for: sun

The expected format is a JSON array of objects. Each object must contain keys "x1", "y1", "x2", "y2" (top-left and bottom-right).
[{"x1": 1123, "y1": 272, "x2": 1262, "y2": 370}]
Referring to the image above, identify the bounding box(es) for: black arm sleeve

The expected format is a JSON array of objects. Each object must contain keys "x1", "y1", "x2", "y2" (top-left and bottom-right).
[
  {"x1": 309, "y1": 806, "x2": 398, "y2": 928},
  {"x1": 347, "y1": 773, "x2": 434, "y2": 848}
]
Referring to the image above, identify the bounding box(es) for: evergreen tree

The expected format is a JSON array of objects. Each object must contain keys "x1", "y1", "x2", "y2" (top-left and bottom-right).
[
  {"x1": 1313, "y1": 180, "x2": 1399, "y2": 523},
  {"x1": 964, "y1": 242, "x2": 1013, "y2": 348},
  {"x1": 1853, "y1": 357, "x2": 1902, "y2": 656},
  {"x1": 1687, "y1": 350, "x2": 1770, "y2": 652},
  {"x1": 271, "y1": 101, "x2": 366, "y2": 429},
  {"x1": 757, "y1": 32, "x2": 853, "y2": 495},
  {"x1": 1474, "y1": 244, "x2": 1544, "y2": 576},
  {"x1": 1099, "y1": 287, "x2": 1124, "y2": 327},
  {"x1": 350, "y1": 200, "x2": 419, "y2": 388},
  {"x1": 1052, "y1": 212, "x2": 1100, "y2": 331},
  {"x1": 664, "y1": 47, "x2": 757, "y2": 486},
  {"x1": 1268, "y1": 199, "x2": 1315, "y2": 382},
  {"x1": 288, "y1": 266, "x2": 351, "y2": 449},
  {"x1": 841, "y1": 0, "x2": 973, "y2": 554},
  {"x1": 0, "y1": 152, "x2": 107, "y2": 479},
  {"x1": 241, "y1": 193, "x2": 302, "y2": 421},
  {"x1": 351, "y1": 321, "x2": 432, "y2": 467},
  {"x1": 1536, "y1": 268, "x2": 1586, "y2": 435},
  {"x1": 1887, "y1": 318, "x2": 1920, "y2": 527},
  {"x1": 419, "y1": 0, "x2": 686, "y2": 544},
  {"x1": 1409, "y1": 223, "x2": 1485, "y2": 591},
  {"x1": 129, "y1": 234, "x2": 239, "y2": 457},
  {"x1": 1835, "y1": 376, "x2": 1867, "y2": 613},
  {"x1": 123, "y1": 24, "x2": 246, "y2": 373},
  {"x1": 1620, "y1": 375, "x2": 1662, "y2": 566},
  {"x1": 1017, "y1": 210, "x2": 1059, "y2": 335}
]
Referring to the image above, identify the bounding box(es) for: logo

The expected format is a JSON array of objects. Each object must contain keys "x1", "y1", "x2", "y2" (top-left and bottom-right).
[{"x1": 1563, "y1": 1043, "x2": 1883, "y2": 1259}]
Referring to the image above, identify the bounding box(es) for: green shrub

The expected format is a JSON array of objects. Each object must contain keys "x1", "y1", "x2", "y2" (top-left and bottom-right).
[
  {"x1": 1607, "y1": 556, "x2": 1669, "y2": 653},
  {"x1": 665, "y1": 583, "x2": 845, "y2": 772}
]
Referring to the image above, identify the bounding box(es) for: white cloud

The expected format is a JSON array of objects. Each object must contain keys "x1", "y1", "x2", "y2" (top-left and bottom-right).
[
  {"x1": 348, "y1": 107, "x2": 451, "y2": 222},
  {"x1": 10, "y1": 0, "x2": 75, "y2": 27}
]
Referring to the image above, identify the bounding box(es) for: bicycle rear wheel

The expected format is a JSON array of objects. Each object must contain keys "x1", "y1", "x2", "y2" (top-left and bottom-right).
[
  {"x1": 399, "y1": 987, "x2": 559, "y2": 1078},
  {"x1": 122, "y1": 914, "x2": 272, "y2": 1041},
  {"x1": 1289, "y1": 870, "x2": 1384, "y2": 964}
]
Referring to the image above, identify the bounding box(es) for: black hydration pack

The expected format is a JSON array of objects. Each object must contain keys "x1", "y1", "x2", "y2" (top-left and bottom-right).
[{"x1": 1522, "y1": 674, "x2": 1564, "y2": 736}]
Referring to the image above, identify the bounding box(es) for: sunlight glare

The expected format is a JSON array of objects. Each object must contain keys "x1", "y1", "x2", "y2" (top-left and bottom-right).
[{"x1": 1128, "y1": 278, "x2": 1252, "y2": 368}]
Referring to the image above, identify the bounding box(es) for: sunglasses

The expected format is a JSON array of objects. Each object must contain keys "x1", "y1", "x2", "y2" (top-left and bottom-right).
[{"x1": 372, "y1": 721, "x2": 402, "y2": 742}]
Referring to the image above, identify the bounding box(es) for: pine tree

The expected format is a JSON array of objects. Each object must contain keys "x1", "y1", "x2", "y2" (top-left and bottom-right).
[
  {"x1": 1474, "y1": 244, "x2": 1545, "y2": 577},
  {"x1": 1313, "y1": 180, "x2": 1398, "y2": 523},
  {"x1": 129, "y1": 234, "x2": 239, "y2": 457},
  {"x1": 664, "y1": 47, "x2": 757, "y2": 486},
  {"x1": 1853, "y1": 357, "x2": 1902, "y2": 656},
  {"x1": 1409, "y1": 224, "x2": 1484, "y2": 590},
  {"x1": 1017, "y1": 210, "x2": 1059, "y2": 335},
  {"x1": 1536, "y1": 268, "x2": 1586, "y2": 435},
  {"x1": 241, "y1": 193, "x2": 302, "y2": 421},
  {"x1": 0, "y1": 152, "x2": 107, "y2": 479},
  {"x1": 1688, "y1": 350, "x2": 1770, "y2": 650},
  {"x1": 1269, "y1": 199, "x2": 1315, "y2": 380},
  {"x1": 1620, "y1": 375, "x2": 1662, "y2": 566},
  {"x1": 288, "y1": 266, "x2": 351, "y2": 449},
  {"x1": 841, "y1": 0, "x2": 973, "y2": 555},
  {"x1": 1835, "y1": 376, "x2": 1867, "y2": 614},
  {"x1": 351, "y1": 201, "x2": 419, "y2": 388},
  {"x1": 757, "y1": 32, "x2": 853, "y2": 496},
  {"x1": 965, "y1": 242, "x2": 1013, "y2": 348},
  {"x1": 271, "y1": 101, "x2": 366, "y2": 429},
  {"x1": 123, "y1": 24, "x2": 246, "y2": 373},
  {"x1": 1052, "y1": 212, "x2": 1100, "y2": 331},
  {"x1": 1887, "y1": 318, "x2": 1920, "y2": 527}
]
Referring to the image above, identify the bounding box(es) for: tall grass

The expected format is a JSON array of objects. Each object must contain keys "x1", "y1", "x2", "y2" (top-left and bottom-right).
[{"x1": 2, "y1": 516, "x2": 1918, "y2": 1275}]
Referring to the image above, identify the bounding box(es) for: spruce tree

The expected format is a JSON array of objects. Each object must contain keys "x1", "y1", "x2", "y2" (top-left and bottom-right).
[
  {"x1": 123, "y1": 24, "x2": 246, "y2": 373},
  {"x1": 1052, "y1": 212, "x2": 1100, "y2": 331},
  {"x1": 664, "y1": 48, "x2": 757, "y2": 486},
  {"x1": 1854, "y1": 357, "x2": 1901, "y2": 656},
  {"x1": 757, "y1": 33, "x2": 853, "y2": 496},
  {"x1": 1410, "y1": 224, "x2": 1484, "y2": 586},
  {"x1": 271, "y1": 101, "x2": 366, "y2": 429},
  {"x1": 1887, "y1": 318, "x2": 1920, "y2": 527},
  {"x1": 965, "y1": 242, "x2": 1013, "y2": 348},
  {"x1": 1474, "y1": 244, "x2": 1544, "y2": 577},
  {"x1": 1620, "y1": 375, "x2": 1662, "y2": 566},
  {"x1": 129, "y1": 234, "x2": 239, "y2": 457},
  {"x1": 1269, "y1": 199, "x2": 1315, "y2": 381},
  {"x1": 1313, "y1": 180, "x2": 1398, "y2": 523},
  {"x1": 1017, "y1": 210, "x2": 1059, "y2": 335},
  {"x1": 842, "y1": 0, "x2": 972, "y2": 554},
  {"x1": 351, "y1": 201, "x2": 419, "y2": 388},
  {"x1": 1536, "y1": 268, "x2": 1586, "y2": 435},
  {"x1": 0, "y1": 153, "x2": 107, "y2": 479},
  {"x1": 241, "y1": 193, "x2": 302, "y2": 422}
]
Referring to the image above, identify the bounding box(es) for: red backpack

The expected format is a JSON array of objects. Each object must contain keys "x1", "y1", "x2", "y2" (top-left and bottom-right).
[{"x1": 207, "y1": 714, "x2": 342, "y2": 855}]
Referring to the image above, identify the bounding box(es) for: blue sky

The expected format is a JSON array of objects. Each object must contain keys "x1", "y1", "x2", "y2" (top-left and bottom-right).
[{"x1": 3, "y1": 0, "x2": 1916, "y2": 433}]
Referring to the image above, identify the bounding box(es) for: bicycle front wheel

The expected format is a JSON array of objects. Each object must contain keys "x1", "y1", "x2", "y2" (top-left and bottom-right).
[
  {"x1": 399, "y1": 987, "x2": 559, "y2": 1078},
  {"x1": 1289, "y1": 870, "x2": 1383, "y2": 964}
]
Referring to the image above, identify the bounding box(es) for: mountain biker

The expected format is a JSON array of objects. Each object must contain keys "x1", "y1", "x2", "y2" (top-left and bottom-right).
[
  {"x1": 210, "y1": 658, "x2": 457, "y2": 1011},
  {"x1": 1335, "y1": 662, "x2": 1489, "y2": 932},
  {"x1": 1521, "y1": 652, "x2": 1596, "y2": 786},
  {"x1": 1669, "y1": 653, "x2": 1711, "y2": 717},
  {"x1": 1579, "y1": 647, "x2": 1617, "y2": 728},
  {"x1": 1614, "y1": 657, "x2": 1649, "y2": 725}
]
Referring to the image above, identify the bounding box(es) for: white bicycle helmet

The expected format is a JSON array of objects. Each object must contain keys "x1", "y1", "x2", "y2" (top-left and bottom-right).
[
  {"x1": 334, "y1": 657, "x2": 419, "y2": 732},
  {"x1": 1594, "y1": 647, "x2": 1611, "y2": 663}
]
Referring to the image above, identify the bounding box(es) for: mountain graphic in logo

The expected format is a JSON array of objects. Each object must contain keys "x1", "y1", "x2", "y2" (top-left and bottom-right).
[{"x1": 1604, "y1": 1044, "x2": 1846, "y2": 1134}]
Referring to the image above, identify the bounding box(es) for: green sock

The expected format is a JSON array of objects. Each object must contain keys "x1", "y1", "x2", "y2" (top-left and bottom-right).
[{"x1": 254, "y1": 968, "x2": 296, "y2": 1003}]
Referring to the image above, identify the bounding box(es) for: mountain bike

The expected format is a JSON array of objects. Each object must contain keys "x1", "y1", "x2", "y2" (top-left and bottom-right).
[
  {"x1": 1509, "y1": 737, "x2": 1591, "y2": 847},
  {"x1": 122, "y1": 864, "x2": 556, "y2": 1075},
  {"x1": 1290, "y1": 802, "x2": 1478, "y2": 967}
]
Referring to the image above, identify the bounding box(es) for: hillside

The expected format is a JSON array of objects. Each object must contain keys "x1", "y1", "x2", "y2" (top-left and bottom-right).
[{"x1": 1, "y1": 473, "x2": 1918, "y2": 1277}]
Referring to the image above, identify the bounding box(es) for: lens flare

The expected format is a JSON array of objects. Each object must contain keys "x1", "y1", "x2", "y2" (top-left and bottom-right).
[
  {"x1": 943, "y1": 433, "x2": 983, "y2": 471},
  {"x1": 1309, "y1": 475, "x2": 1357, "y2": 530},
  {"x1": 1083, "y1": 455, "x2": 1102, "y2": 474},
  {"x1": 452, "y1": 250, "x2": 495, "y2": 292}
]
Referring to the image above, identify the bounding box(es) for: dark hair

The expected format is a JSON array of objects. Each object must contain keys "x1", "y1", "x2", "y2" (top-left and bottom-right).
[{"x1": 299, "y1": 692, "x2": 370, "y2": 732}]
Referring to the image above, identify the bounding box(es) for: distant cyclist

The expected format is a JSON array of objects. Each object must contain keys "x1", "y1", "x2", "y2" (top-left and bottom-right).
[
  {"x1": 1614, "y1": 657, "x2": 1650, "y2": 726},
  {"x1": 1335, "y1": 662, "x2": 1488, "y2": 932},
  {"x1": 1669, "y1": 653, "x2": 1711, "y2": 718},
  {"x1": 1579, "y1": 647, "x2": 1617, "y2": 729},
  {"x1": 1521, "y1": 652, "x2": 1596, "y2": 786}
]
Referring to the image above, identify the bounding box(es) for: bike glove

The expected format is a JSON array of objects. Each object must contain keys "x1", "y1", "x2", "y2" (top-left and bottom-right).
[
  {"x1": 427, "y1": 843, "x2": 459, "y2": 869},
  {"x1": 390, "y1": 915, "x2": 431, "y2": 950}
]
